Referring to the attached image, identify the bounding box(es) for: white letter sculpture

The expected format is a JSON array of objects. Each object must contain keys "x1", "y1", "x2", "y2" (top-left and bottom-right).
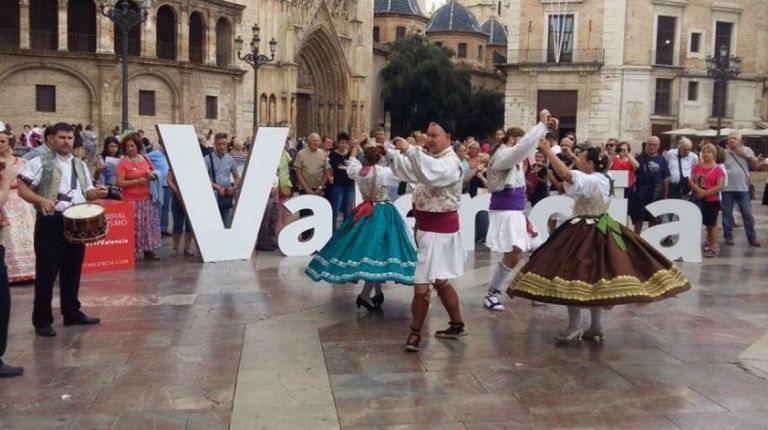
[
  {"x1": 641, "y1": 199, "x2": 703, "y2": 263},
  {"x1": 157, "y1": 124, "x2": 288, "y2": 262},
  {"x1": 277, "y1": 195, "x2": 333, "y2": 257}
]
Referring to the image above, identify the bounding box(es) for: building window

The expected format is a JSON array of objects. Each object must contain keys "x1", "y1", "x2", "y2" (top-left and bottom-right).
[
  {"x1": 395, "y1": 26, "x2": 406, "y2": 39},
  {"x1": 687, "y1": 81, "x2": 698, "y2": 101},
  {"x1": 139, "y1": 90, "x2": 156, "y2": 116},
  {"x1": 690, "y1": 32, "x2": 701, "y2": 53},
  {"x1": 435, "y1": 41, "x2": 443, "y2": 47},
  {"x1": 205, "y1": 96, "x2": 218, "y2": 120},
  {"x1": 457, "y1": 43, "x2": 467, "y2": 58},
  {"x1": 156, "y1": 5, "x2": 177, "y2": 60},
  {"x1": 655, "y1": 16, "x2": 676, "y2": 65},
  {"x1": 478, "y1": 45, "x2": 483, "y2": 61},
  {"x1": 547, "y1": 14, "x2": 574, "y2": 63},
  {"x1": 714, "y1": 21, "x2": 733, "y2": 56},
  {"x1": 654, "y1": 79, "x2": 672, "y2": 115},
  {"x1": 35, "y1": 85, "x2": 56, "y2": 112},
  {"x1": 373, "y1": 26, "x2": 379, "y2": 43},
  {"x1": 712, "y1": 81, "x2": 727, "y2": 117}
]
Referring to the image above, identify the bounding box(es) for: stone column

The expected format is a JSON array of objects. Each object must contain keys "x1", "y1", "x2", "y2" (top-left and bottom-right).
[
  {"x1": 19, "y1": 0, "x2": 30, "y2": 49},
  {"x1": 178, "y1": 5, "x2": 189, "y2": 62},
  {"x1": 143, "y1": 8, "x2": 156, "y2": 57},
  {"x1": 58, "y1": 0, "x2": 68, "y2": 51},
  {"x1": 206, "y1": 11, "x2": 216, "y2": 65},
  {"x1": 96, "y1": 9, "x2": 115, "y2": 54}
]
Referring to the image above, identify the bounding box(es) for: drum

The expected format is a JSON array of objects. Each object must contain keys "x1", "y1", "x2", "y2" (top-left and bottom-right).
[{"x1": 62, "y1": 203, "x2": 108, "y2": 244}]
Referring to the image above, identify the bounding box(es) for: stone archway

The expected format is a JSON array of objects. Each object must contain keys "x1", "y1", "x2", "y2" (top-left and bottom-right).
[{"x1": 295, "y1": 27, "x2": 349, "y2": 138}]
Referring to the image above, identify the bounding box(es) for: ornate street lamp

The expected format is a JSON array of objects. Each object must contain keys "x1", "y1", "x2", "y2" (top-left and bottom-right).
[
  {"x1": 706, "y1": 44, "x2": 741, "y2": 141},
  {"x1": 235, "y1": 25, "x2": 277, "y2": 132},
  {"x1": 100, "y1": 0, "x2": 151, "y2": 133}
]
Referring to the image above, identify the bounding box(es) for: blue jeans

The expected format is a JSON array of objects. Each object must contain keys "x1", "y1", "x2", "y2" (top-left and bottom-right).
[
  {"x1": 721, "y1": 191, "x2": 756, "y2": 242},
  {"x1": 331, "y1": 185, "x2": 355, "y2": 228},
  {"x1": 160, "y1": 186, "x2": 171, "y2": 233}
]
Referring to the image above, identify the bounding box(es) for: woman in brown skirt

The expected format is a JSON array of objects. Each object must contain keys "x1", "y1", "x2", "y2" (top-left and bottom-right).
[{"x1": 507, "y1": 140, "x2": 690, "y2": 345}]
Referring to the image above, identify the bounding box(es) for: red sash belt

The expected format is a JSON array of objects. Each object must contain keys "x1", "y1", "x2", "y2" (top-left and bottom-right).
[
  {"x1": 413, "y1": 209, "x2": 459, "y2": 233},
  {"x1": 352, "y1": 200, "x2": 375, "y2": 221}
]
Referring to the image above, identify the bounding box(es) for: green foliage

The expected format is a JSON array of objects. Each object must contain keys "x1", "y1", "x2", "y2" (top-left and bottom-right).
[{"x1": 380, "y1": 35, "x2": 503, "y2": 140}]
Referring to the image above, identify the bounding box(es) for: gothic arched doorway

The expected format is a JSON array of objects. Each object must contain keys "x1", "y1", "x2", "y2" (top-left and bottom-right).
[{"x1": 295, "y1": 28, "x2": 349, "y2": 139}]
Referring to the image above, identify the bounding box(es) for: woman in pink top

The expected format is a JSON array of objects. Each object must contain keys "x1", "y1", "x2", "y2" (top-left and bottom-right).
[
  {"x1": 689, "y1": 143, "x2": 726, "y2": 258},
  {"x1": 116, "y1": 134, "x2": 161, "y2": 260},
  {"x1": 611, "y1": 141, "x2": 639, "y2": 197}
]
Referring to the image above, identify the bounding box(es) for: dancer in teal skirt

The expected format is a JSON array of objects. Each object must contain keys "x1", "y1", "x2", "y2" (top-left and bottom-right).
[{"x1": 305, "y1": 142, "x2": 416, "y2": 311}]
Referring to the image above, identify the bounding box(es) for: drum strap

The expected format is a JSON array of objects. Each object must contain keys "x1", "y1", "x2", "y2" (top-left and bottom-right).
[{"x1": 70, "y1": 159, "x2": 77, "y2": 191}]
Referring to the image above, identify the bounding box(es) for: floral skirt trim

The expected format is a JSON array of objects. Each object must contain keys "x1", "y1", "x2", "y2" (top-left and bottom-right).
[
  {"x1": 507, "y1": 267, "x2": 691, "y2": 306},
  {"x1": 305, "y1": 264, "x2": 414, "y2": 285}
]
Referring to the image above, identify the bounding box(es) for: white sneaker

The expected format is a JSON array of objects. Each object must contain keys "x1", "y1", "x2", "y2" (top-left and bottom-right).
[{"x1": 484, "y1": 295, "x2": 505, "y2": 311}]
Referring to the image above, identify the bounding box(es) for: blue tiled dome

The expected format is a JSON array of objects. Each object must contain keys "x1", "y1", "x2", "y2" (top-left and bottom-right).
[
  {"x1": 374, "y1": 0, "x2": 426, "y2": 17},
  {"x1": 481, "y1": 17, "x2": 507, "y2": 45},
  {"x1": 426, "y1": 1, "x2": 484, "y2": 34}
]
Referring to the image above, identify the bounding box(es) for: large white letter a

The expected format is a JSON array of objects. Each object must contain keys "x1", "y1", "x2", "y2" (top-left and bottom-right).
[{"x1": 157, "y1": 125, "x2": 289, "y2": 262}]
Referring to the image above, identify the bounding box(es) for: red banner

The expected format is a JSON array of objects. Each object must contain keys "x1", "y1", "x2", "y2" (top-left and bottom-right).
[{"x1": 83, "y1": 200, "x2": 135, "y2": 273}]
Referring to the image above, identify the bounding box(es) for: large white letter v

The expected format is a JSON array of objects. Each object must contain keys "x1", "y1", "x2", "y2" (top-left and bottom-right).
[{"x1": 157, "y1": 125, "x2": 289, "y2": 262}]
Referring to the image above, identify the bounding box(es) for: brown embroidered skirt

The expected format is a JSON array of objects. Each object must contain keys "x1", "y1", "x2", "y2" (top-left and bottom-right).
[{"x1": 507, "y1": 218, "x2": 690, "y2": 306}]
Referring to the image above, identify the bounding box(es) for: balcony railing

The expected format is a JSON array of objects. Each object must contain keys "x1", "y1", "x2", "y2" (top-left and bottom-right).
[
  {"x1": 114, "y1": 37, "x2": 141, "y2": 56},
  {"x1": 30, "y1": 30, "x2": 57, "y2": 50},
  {"x1": 189, "y1": 46, "x2": 203, "y2": 63},
  {"x1": 156, "y1": 41, "x2": 176, "y2": 60},
  {"x1": 68, "y1": 32, "x2": 96, "y2": 53},
  {"x1": 0, "y1": 29, "x2": 19, "y2": 49},
  {"x1": 508, "y1": 49, "x2": 604, "y2": 65},
  {"x1": 650, "y1": 50, "x2": 682, "y2": 67},
  {"x1": 216, "y1": 52, "x2": 230, "y2": 67}
]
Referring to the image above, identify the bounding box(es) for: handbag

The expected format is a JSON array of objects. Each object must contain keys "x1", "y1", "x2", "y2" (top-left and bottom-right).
[
  {"x1": 208, "y1": 153, "x2": 234, "y2": 208},
  {"x1": 105, "y1": 184, "x2": 122, "y2": 200},
  {"x1": 676, "y1": 154, "x2": 692, "y2": 197}
]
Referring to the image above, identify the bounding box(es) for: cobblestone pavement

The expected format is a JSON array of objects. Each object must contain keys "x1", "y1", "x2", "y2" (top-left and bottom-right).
[{"x1": 1, "y1": 207, "x2": 767, "y2": 429}]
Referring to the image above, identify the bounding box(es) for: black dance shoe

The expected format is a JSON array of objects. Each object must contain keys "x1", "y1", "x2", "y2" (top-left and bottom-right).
[
  {"x1": 0, "y1": 362, "x2": 23, "y2": 378},
  {"x1": 35, "y1": 326, "x2": 57, "y2": 337},
  {"x1": 63, "y1": 315, "x2": 101, "y2": 326},
  {"x1": 356, "y1": 295, "x2": 378, "y2": 312},
  {"x1": 372, "y1": 292, "x2": 384, "y2": 308}
]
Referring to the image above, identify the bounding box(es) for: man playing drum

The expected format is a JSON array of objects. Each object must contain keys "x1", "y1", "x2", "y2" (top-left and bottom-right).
[{"x1": 17, "y1": 122, "x2": 108, "y2": 337}]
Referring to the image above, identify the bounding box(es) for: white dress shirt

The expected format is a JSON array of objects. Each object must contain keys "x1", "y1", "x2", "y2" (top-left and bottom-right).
[{"x1": 19, "y1": 153, "x2": 94, "y2": 212}]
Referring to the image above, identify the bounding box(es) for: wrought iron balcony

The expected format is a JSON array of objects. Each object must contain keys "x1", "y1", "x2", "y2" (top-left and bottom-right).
[
  {"x1": 68, "y1": 33, "x2": 97, "y2": 53},
  {"x1": 0, "y1": 29, "x2": 19, "y2": 49},
  {"x1": 507, "y1": 49, "x2": 604, "y2": 65},
  {"x1": 30, "y1": 30, "x2": 58, "y2": 50}
]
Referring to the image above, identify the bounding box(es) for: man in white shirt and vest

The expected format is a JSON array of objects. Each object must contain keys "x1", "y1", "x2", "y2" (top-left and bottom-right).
[
  {"x1": 17, "y1": 122, "x2": 108, "y2": 337},
  {"x1": 387, "y1": 120, "x2": 467, "y2": 352}
]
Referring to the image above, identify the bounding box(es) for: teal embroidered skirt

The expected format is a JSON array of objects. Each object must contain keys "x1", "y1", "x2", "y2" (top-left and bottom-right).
[{"x1": 305, "y1": 202, "x2": 417, "y2": 285}]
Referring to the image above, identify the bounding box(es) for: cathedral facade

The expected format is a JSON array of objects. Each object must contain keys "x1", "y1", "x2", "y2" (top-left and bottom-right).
[{"x1": 0, "y1": 0, "x2": 373, "y2": 141}]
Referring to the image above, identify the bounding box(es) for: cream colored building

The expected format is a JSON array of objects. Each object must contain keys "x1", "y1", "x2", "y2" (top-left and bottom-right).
[
  {"x1": 0, "y1": 0, "x2": 373, "y2": 142},
  {"x1": 498, "y1": 0, "x2": 768, "y2": 147},
  {"x1": 371, "y1": 0, "x2": 506, "y2": 129}
]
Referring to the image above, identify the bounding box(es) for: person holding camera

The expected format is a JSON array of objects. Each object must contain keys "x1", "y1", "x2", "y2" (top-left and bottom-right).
[{"x1": 611, "y1": 141, "x2": 639, "y2": 199}]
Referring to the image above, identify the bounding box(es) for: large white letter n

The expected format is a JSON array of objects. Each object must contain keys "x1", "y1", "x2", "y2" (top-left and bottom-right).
[{"x1": 157, "y1": 125, "x2": 289, "y2": 262}]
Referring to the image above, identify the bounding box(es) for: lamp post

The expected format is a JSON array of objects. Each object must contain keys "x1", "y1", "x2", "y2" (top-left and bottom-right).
[
  {"x1": 706, "y1": 44, "x2": 741, "y2": 142},
  {"x1": 100, "y1": 0, "x2": 150, "y2": 133},
  {"x1": 235, "y1": 25, "x2": 277, "y2": 133}
]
